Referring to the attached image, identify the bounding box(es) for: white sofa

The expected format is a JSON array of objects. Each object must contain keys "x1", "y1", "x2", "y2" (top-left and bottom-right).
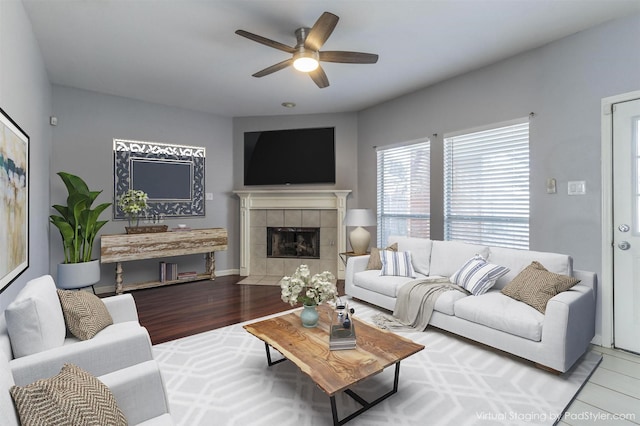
[
  {"x1": 345, "y1": 237, "x2": 597, "y2": 373},
  {"x1": 0, "y1": 275, "x2": 154, "y2": 386}
]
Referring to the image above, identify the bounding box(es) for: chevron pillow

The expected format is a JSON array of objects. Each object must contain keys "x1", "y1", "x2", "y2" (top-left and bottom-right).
[
  {"x1": 501, "y1": 261, "x2": 580, "y2": 313},
  {"x1": 10, "y1": 363, "x2": 127, "y2": 426},
  {"x1": 57, "y1": 290, "x2": 113, "y2": 340}
]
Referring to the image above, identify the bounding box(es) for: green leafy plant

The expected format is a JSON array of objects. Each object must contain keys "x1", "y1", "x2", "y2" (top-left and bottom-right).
[{"x1": 49, "y1": 172, "x2": 111, "y2": 264}]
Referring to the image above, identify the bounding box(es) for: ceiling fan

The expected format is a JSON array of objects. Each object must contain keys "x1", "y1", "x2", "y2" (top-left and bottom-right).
[{"x1": 235, "y1": 11, "x2": 379, "y2": 88}]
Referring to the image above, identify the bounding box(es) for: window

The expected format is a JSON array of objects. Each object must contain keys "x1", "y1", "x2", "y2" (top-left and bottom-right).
[
  {"x1": 444, "y1": 120, "x2": 529, "y2": 249},
  {"x1": 376, "y1": 140, "x2": 430, "y2": 246}
]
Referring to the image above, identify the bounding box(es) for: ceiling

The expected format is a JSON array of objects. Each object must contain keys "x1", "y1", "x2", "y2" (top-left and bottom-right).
[{"x1": 22, "y1": 0, "x2": 640, "y2": 118}]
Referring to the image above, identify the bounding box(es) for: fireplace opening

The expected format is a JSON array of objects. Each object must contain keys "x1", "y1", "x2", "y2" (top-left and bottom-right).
[{"x1": 267, "y1": 227, "x2": 320, "y2": 259}]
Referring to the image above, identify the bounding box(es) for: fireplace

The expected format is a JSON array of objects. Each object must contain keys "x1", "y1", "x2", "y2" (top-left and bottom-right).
[
  {"x1": 267, "y1": 227, "x2": 320, "y2": 259},
  {"x1": 234, "y1": 190, "x2": 351, "y2": 278}
]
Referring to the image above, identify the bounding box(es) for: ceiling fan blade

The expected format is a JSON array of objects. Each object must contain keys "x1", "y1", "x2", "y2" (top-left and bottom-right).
[
  {"x1": 304, "y1": 12, "x2": 339, "y2": 51},
  {"x1": 319, "y1": 51, "x2": 379, "y2": 64},
  {"x1": 309, "y1": 65, "x2": 329, "y2": 88},
  {"x1": 235, "y1": 30, "x2": 295, "y2": 54},
  {"x1": 252, "y1": 59, "x2": 293, "y2": 77}
]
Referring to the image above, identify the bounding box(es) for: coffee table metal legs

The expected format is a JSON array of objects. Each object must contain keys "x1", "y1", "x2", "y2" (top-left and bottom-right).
[
  {"x1": 263, "y1": 343, "x2": 402, "y2": 426},
  {"x1": 264, "y1": 343, "x2": 286, "y2": 366},
  {"x1": 330, "y1": 362, "x2": 401, "y2": 426}
]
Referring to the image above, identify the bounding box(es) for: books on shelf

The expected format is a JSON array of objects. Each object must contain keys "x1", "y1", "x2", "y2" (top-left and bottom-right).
[
  {"x1": 159, "y1": 262, "x2": 178, "y2": 282},
  {"x1": 329, "y1": 323, "x2": 357, "y2": 351},
  {"x1": 178, "y1": 271, "x2": 198, "y2": 280}
]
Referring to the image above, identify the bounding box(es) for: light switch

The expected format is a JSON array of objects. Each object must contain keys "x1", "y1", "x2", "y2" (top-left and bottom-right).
[
  {"x1": 568, "y1": 181, "x2": 586, "y2": 195},
  {"x1": 546, "y1": 178, "x2": 557, "y2": 194},
  {"x1": 205, "y1": 192, "x2": 213, "y2": 200}
]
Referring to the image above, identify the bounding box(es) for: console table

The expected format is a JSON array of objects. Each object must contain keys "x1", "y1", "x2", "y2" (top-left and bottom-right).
[{"x1": 100, "y1": 228, "x2": 228, "y2": 294}]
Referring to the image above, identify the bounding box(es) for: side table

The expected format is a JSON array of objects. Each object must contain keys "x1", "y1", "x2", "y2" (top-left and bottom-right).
[{"x1": 339, "y1": 251, "x2": 370, "y2": 266}]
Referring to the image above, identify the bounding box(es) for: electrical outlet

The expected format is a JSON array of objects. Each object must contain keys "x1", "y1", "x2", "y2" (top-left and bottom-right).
[{"x1": 568, "y1": 181, "x2": 586, "y2": 195}]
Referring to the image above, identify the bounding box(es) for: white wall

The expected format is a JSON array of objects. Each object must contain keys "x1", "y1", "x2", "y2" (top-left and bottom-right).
[
  {"x1": 50, "y1": 86, "x2": 234, "y2": 291},
  {"x1": 0, "y1": 0, "x2": 52, "y2": 309},
  {"x1": 356, "y1": 14, "x2": 640, "y2": 342}
]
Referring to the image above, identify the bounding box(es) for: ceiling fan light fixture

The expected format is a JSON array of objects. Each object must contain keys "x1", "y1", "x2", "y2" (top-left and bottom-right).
[{"x1": 293, "y1": 50, "x2": 319, "y2": 72}]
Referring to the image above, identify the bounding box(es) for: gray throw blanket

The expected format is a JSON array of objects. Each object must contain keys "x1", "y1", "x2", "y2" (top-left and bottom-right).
[{"x1": 373, "y1": 277, "x2": 467, "y2": 332}]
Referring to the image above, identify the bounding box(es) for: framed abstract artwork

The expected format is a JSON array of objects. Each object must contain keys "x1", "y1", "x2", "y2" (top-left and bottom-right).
[{"x1": 0, "y1": 108, "x2": 29, "y2": 293}]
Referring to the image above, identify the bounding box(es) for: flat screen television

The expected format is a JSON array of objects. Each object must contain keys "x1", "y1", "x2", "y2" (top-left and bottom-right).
[
  {"x1": 244, "y1": 127, "x2": 335, "y2": 185},
  {"x1": 131, "y1": 158, "x2": 193, "y2": 201}
]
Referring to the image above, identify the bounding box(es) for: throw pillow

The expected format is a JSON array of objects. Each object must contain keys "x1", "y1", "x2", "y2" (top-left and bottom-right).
[
  {"x1": 450, "y1": 254, "x2": 510, "y2": 296},
  {"x1": 4, "y1": 275, "x2": 66, "y2": 358},
  {"x1": 501, "y1": 261, "x2": 580, "y2": 313},
  {"x1": 380, "y1": 250, "x2": 416, "y2": 278},
  {"x1": 366, "y1": 242, "x2": 398, "y2": 270},
  {"x1": 10, "y1": 363, "x2": 127, "y2": 426},
  {"x1": 57, "y1": 290, "x2": 114, "y2": 340}
]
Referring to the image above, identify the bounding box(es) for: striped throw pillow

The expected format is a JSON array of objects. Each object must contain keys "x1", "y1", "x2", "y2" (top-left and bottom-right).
[
  {"x1": 450, "y1": 254, "x2": 510, "y2": 296},
  {"x1": 380, "y1": 250, "x2": 416, "y2": 278}
]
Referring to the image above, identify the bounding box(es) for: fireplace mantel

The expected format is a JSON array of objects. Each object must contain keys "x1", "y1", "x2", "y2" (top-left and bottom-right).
[{"x1": 233, "y1": 190, "x2": 351, "y2": 278}]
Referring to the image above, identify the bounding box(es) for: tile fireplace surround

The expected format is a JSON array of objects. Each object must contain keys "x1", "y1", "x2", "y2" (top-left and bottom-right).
[{"x1": 234, "y1": 190, "x2": 351, "y2": 279}]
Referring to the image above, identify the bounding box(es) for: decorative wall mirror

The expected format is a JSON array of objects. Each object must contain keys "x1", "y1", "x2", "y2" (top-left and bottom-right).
[{"x1": 113, "y1": 139, "x2": 205, "y2": 219}]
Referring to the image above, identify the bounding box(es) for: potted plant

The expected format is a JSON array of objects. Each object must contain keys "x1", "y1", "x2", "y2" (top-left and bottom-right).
[
  {"x1": 49, "y1": 172, "x2": 111, "y2": 289},
  {"x1": 280, "y1": 264, "x2": 337, "y2": 328}
]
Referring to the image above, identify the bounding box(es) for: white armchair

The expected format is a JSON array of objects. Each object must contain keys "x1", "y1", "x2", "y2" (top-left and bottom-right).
[
  {"x1": 0, "y1": 275, "x2": 154, "y2": 386},
  {"x1": 0, "y1": 356, "x2": 174, "y2": 426}
]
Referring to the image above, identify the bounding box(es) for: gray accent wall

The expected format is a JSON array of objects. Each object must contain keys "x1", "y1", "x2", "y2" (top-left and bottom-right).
[
  {"x1": 0, "y1": 0, "x2": 53, "y2": 310},
  {"x1": 49, "y1": 86, "x2": 235, "y2": 291},
  {"x1": 357, "y1": 14, "x2": 640, "y2": 342}
]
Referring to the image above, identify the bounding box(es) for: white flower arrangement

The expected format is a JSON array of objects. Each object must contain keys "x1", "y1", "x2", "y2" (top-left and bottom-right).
[
  {"x1": 118, "y1": 189, "x2": 148, "y2": 226},
  {"x1": 280, "y1": 264, "x2": 337, "y2": 306}
]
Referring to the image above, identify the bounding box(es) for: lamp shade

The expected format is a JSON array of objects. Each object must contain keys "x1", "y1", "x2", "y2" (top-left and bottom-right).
[{"x1": 343, "y1": 209, "x2": 376, "y2": 227}]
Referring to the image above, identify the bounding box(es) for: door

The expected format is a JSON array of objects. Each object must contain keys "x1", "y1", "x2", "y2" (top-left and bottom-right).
[{"x1": 613, "y1": 98, "x2": 640, "y2": 354}]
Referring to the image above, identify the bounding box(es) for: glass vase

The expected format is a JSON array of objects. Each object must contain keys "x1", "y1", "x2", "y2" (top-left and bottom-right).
[{"x1": 300, "y1": 303, "x2": 319, "y2": 328}]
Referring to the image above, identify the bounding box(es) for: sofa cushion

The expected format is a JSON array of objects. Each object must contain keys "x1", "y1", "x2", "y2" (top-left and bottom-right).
[
  {"x1": 57, "y1": 290, "x2": 114, "y2": 341},
  {"x1": 454, "y1": 291, "x2": 544, "y2": 341},
  {"x1": 380, "y1": 251, "x2": 416, "y2": 278},
  {"x1": 450, "y1": 254, "x2": 510, "y2": 296},
  {"x1": 501, "y1": 261, "x2": 580, "y2": 313},
  {"x1": 4, "y1": 275, "x2": 66, "y2": 358},
  {"x1": 10, "y1": 363, "x2": 127, "y2": 426},
  {"x1": 487, "y1": 247, "x2": 573, "y2": 290},
  {"x1": 433, "y1": 290, "x2": 468, "y2": 316},
  {"x1": 353, "y1": 270, "x2": 427, "y2": 298},
  {"x1": 388, "y1": 236, "x2": 433, "y2": 275},
  {"x1": 429, "y1": 240, "x2": 490, "y2": 277},
  {"x1": 366, "y1": 243, "x2": 398, "y2": 270}
]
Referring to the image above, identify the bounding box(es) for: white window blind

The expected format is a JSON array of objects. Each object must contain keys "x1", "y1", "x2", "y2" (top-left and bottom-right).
[
  {"x1": 376, "y1": 140, "x2": 430, "y2": 246},
  {"x1": 444, "y1": 121, "x2": 529, "y2": 249}
]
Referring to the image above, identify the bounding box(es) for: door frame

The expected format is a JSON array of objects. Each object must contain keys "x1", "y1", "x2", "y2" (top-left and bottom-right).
[{"x1": 600, "y1": 90, "x2": 640, "y2": 348}]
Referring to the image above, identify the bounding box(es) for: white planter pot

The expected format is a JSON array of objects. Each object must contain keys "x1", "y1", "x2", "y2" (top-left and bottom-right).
[{"x1": 57, "y1": 259, "x2": 100, "y2": 289}]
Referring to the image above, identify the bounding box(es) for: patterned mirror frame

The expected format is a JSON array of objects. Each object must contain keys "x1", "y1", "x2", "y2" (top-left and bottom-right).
[{"x1": 113, "y1": 139, "x2": 205, "y2": 219}]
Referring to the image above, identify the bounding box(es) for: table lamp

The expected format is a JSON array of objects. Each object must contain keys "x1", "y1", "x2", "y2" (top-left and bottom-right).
[{"x1": 343, "y1": 209, "x2": 376, "y2": 255}]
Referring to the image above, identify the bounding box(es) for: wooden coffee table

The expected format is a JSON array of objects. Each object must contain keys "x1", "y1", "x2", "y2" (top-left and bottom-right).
[{"x1": 243, "y1": 305, "x2": 425, "y2": 425}]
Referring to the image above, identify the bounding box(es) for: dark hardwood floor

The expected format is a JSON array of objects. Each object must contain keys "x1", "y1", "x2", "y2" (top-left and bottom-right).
[{"x1": 128, "y1": 276, "x2": 345, "y2": 345}]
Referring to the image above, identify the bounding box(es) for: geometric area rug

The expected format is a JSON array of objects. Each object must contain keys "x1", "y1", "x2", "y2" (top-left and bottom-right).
[{"x1": 152, "y1": 300, "x2": 602, "y2": 426}]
